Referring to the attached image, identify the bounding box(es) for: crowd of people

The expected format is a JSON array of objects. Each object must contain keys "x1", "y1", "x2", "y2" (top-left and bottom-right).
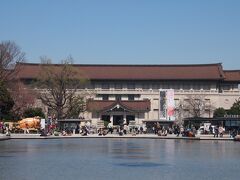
[
  {"x1": 55, "y1": 122, "x2": 200, "y2": 137},
  {"x1": 209, "y1": 125, "x2": 238, "y2": 138},
  {"x1": 1, "y1": 120, "x2": 239, "y2": 138},
  {"x1": 59, "y1": 123, "x2": 148, "y2": 136}
]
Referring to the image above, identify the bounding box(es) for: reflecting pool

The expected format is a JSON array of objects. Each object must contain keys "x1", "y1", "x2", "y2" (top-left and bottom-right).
[{"x1": 0, "y1": 139, "x2": 240, "y2": 180}]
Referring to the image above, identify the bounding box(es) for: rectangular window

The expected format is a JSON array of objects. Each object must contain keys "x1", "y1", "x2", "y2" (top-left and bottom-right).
[
  {"x1": 222, "y1": 85, "x2": 231, "y2": 90},
  {"x1": 127, "y1": 83, "x2": 135, "y2": 89},
  {"x1": 115, "y1": 83, "x2": 122, "y2": 89},
  {"x1": 152, "y1": 84, "x2": 160, "y2": 90},
  {"x1": 183, "y1": 83, "x2": 190, "y2": 90},
  {"x1": 142, "y1": 83, "x2": 150, "y2": 89},
  {"x1": 102, "y1": 83, "x2": 109, "y2": 89},
  {"x1": 233, "y1": 84, "x2": 238, "y2": 89},
  {"x1": 205, "y1": 99, "x2": 210, "y2": 103},
  {"x1": 102, "y1": 95, "x2": 109, "y2": 100},
  {"x1": 203, "y1": 83, "x2": 211, "y2": 90},
  {"x1": 128, "y1": 95, "x2": 134, "y2": 101},
  {"x1": 116, "y1": 95, "x2": 121, "y2": 101},
  {"x1": 174, "y1": 83, "x2": 180, "y2": 90},
  {"x1": 174, "y1": 99, "x2": 180, "y2": 107},
  {"x1": 86, "y1": 83, "x2": 94, "y2": 89}
]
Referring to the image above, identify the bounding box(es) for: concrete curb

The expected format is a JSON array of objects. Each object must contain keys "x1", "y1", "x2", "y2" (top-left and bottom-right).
[
  {"x1": 0, "y1": 136, "x2": 11, "y2": 141},
  {"x1": 7, "y1": 134, "x2": 235, "y2": 141}
]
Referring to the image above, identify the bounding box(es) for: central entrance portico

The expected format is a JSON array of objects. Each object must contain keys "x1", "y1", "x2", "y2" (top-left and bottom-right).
[
  {"x1": 102, "y1": 103, "x2": 135, "y2": 126},
  {"x1": 87, "y1": 99, "x2": 151, "y2": 127}
]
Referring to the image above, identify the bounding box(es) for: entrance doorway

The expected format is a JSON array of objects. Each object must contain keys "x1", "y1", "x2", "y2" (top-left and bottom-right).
[
  {"x1": 113, "y1": 115, "x2": 124, "y2": 125},
  {"x1": 126, "y1": 115, "x2": 135, "y2": 125}
]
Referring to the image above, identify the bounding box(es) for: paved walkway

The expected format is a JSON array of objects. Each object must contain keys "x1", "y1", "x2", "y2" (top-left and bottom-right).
[{"x1": 3, "y1": 133, "x2": 235, "y2": 141}]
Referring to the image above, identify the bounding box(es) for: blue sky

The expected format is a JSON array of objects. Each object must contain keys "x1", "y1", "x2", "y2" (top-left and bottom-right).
[{"x1": 1, "y1": 0, "x2": 240, "y2": 69}]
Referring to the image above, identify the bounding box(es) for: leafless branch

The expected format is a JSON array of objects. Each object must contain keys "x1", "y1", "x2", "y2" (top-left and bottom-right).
[
  {"x1": 0, "y1": 41, "x2": 25, "y2": 82},
  {"x1": 37, "y1": 57, "x2": 89, "y2": 120}
]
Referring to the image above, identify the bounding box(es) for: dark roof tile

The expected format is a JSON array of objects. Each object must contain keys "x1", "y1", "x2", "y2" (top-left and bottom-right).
[
  {"x1": 87, "y1": 99, "x2": 151, "y2": 112},
  {"x1": 16, "y1": 63, "x2": 226, "y2": 80},
  {"x1": 223, "y1": 70, "x2": 240, "y2": 82}
]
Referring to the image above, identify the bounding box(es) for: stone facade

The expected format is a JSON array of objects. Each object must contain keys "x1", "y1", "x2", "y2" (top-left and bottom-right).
[
  {"x1": 81, "y1": 86, "x2": 240, "y2": 127},
  {"x1": 16, "y1": 63, "x2": 240, "y2": 127}
]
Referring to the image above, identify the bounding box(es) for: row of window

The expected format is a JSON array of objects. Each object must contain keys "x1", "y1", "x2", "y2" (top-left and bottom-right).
[
  {"x1": 25, "y1": 79, "x2": 239, "y2": 91},
  {"x1": 93, "y1": 83, "x2": 214, "y2": 90},
  {"x1": 97, "y1": 84, "x2": 239, "y2": 90},
  {"x1": 99, "y1": 94, "x2": 135, "y2": 101},
  {"x1": 98, "y1": 95, "x2": 212, "y2": 104}
]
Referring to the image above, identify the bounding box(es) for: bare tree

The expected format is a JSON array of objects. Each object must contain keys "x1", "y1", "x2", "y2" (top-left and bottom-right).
[
  {"x1": 66, "y1": 95, "x2": 87, "y2": 119},
  {"x1": 0, "y1": 41, "x2": 25, "y2": 82},
  {"x1": 174, "y1": 104, "x2": 184, "y2": 125},
  {"x1": 37, "y1": 57, "x2": 89, "y2": 120},
  {"x1": 8, "y1": 80, "x2": 36, "y2": 119},
  {"x1": 181, "y1": 94, "x2": 215, "y2": 118}
]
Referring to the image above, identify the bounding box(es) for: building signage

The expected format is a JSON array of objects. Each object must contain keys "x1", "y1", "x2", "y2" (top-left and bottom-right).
[
  {"x1": 159, "y1": 90, "x2": 167, "y2": 119},
  {"x1": 159, "y1": 89, "x2": 175, "y2": 121},
  {"x1": 166, "y1": 89, "x2": 175, "y2": 121}
]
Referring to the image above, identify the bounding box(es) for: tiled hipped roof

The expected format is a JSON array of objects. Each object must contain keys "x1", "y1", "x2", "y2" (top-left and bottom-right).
[
  {"x1": 87, "y1": 99, "x2": 151, "y2": 112},
  {"x1": 15, "y1": 63, "x2": 232, "y2": 81},
  {"x1": 223, "y1": 70, "x2": 240, "y2": 82}
]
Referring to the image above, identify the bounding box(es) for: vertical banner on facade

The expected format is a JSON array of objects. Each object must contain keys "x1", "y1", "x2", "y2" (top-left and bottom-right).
[
  {"x1": 166, "y1": 89, "x2": 175, "y2": 121},
  {"x1": 159, "y1": 90, "x2": 167, "y2": 119},
  {"x1": 159, "y1": 89, "x2": 175, "y2": 121}
]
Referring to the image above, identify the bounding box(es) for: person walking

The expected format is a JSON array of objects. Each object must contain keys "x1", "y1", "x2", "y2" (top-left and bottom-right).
[
  {"x1": 219, "y1": 126, "x2": 224, "y2": 137},
  {"x1": 214, "y1": 126, "x2": 219, "y2": 138},
  {"x1": 175, "y1": 126, "x2": 180, "y2": 137}
]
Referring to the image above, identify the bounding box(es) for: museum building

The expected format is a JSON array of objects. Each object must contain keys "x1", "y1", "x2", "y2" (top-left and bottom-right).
[{"x1": 16, "y1": 63, "x2": 240, "y2": 127}]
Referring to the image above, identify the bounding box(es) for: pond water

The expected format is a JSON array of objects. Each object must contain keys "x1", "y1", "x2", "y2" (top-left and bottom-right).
[{"x1": 0, "y1": 139, "x2": 240, "y2": 180}]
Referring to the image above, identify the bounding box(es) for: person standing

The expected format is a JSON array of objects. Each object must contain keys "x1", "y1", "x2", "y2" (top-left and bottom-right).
[
  {"x1": 219, "y1": 126, "x2": 224, "y2": 137},
  {"x1": 107, "y1": 123, "x2": 113, "y2": 134},
  {"x1": 174, "y1": 126, "x2": 180, "y2": 137},
  {"x1": 5, "y1": 125, "x2": 10, "y2": 136},
  {"x1": 140, "y1": 126, "x2": 143, "y2": 134},
  {"x1": 209, "y1": 125, "x2": 213, "y2": 134},
  {"x1": 0, "y1": 121, "x2": 3, "y2": 134},
  {"x1": 26, "y1": 124, "x2": 29, "y2": 134},
  {"x1": 123, "y1": 124, "x2": 127, "y2": 135},
  {"x1": 214, "y1": 126, "x2": 219, "y2": 138},
  {"x1": 180, "y1": 126, "x2": 184, "y2": 136}
]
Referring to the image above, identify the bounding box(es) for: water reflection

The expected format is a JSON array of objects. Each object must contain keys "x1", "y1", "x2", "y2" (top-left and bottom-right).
[
  {"x1": 1, "y1": 139, "x2": 240, "y2": 180},
  {"x1": 116, "y1": 162, "x2": 168, "y2": 167},
  {"x1": 107, "y1": 139, "x2": 155, "y2": 161}
]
